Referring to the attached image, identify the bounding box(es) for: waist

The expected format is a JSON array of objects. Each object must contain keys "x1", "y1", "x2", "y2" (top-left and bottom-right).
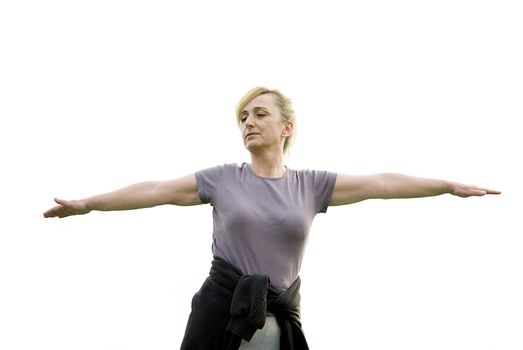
[{"x1": 209, "y1": 256, "x2": 302, "y2": 319}]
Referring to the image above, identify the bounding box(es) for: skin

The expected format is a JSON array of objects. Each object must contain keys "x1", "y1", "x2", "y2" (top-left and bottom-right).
[
  {"x1": 239, "y1": 93, "x2": 292, "y2": 178},
  {"x1": 43, "y1": 93, "x2": 500, "y2": 219}
]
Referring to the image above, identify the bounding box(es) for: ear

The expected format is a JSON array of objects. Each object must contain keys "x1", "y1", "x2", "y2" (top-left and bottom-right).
[{"x1": 281, "y1": 120, "x2": 294, "y2": 137}]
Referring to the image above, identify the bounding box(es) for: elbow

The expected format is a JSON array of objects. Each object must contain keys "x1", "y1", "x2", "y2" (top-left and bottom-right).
[{"x1": 376, "y1": 173, "x2": 400, "y2": 199}]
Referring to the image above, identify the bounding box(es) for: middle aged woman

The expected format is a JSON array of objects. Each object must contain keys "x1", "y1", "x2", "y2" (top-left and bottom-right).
[{"x1": 43, "y1": 87, "x2": 500, "y2": 350}]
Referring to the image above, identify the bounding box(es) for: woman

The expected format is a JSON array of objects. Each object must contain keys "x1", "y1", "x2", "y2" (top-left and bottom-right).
[{"x1": 44, "y1": 87, "x2": 500, "y2": 349}]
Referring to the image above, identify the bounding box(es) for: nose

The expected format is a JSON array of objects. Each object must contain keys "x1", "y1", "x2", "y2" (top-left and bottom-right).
[
  {"x1": 244, "y1": 115, "x2": 255, "y2": 128},
  {"x1": 242, "y1": 116, "x2": 256, "y2": 138}
]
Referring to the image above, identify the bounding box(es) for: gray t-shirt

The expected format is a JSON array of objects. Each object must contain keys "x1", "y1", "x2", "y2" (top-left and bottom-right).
[{"x1": 195, "y1": 163, "x2": 337, "y2": 290}]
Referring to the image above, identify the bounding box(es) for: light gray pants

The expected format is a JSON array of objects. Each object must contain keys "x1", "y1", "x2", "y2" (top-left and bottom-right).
[{"x1": 239, "y1": 316, "x2": 281, "y2": 350}]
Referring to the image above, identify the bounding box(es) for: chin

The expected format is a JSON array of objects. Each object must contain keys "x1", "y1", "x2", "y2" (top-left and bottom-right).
[{"x1": 244, "y1": 143, "x2": 262, "y2": 154}]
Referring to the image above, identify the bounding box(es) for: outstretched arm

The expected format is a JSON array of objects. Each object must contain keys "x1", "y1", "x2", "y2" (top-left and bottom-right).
[
  {"x1": 43, "y1": 174, "x2": 202, "y2": 218},
  {"x1": 328, "y1": 173, "x2": 501, "y2": 206}
]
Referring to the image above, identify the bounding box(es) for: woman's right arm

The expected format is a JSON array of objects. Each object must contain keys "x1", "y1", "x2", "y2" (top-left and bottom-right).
[{"x1": 43, "y1": 174, "x2": 202, "y2": 218}]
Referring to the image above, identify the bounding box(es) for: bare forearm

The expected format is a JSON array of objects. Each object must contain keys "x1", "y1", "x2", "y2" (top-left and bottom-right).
[
  {"x1": 84, "y1": 181, "x2": 164, "y2": 212},
  {"x1": 379, "y1": 173, "x2": 453, "y2": 199}
]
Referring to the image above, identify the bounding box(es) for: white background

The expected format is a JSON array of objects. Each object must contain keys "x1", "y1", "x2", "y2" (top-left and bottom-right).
[{"x1": 1, "y1": 0, "x2": 521, "y2": 349}]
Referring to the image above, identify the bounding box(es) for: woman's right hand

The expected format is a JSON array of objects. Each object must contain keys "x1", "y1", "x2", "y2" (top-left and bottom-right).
[{"x1": 43, "y1": 198, "x2": 91, "y2": 218}]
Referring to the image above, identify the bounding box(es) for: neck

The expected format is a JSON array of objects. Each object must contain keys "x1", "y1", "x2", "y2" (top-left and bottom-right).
[{"x1": 249, "y1": 151, "x2": 286, "y2": 178}]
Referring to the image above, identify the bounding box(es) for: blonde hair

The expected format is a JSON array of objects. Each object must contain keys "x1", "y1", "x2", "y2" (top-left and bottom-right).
[{"x1": 235, "y1": 87, "x2": 296, "y2": 155}]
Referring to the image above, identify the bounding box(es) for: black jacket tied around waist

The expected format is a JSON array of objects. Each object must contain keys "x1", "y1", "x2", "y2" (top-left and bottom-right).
[{"x1": 180, "y1": 256, "x2": 309, "y2": 350}]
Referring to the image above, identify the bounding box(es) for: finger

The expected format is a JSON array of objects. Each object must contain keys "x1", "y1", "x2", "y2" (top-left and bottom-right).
[
  {"x1": 54, "y1": 197, "x2": 68, "y2": 205},
  {"x1": 44, "y1": 200, "x2": 65, "y2": 218},
  {"x1": 470, "y1": 187, "x2": 501, "y2": 195},
  {"x1": 464, "y1": 185, "x2": 501, "y2": 196},
  {"x1": 460, "y1": 189, "x2": 485, "y2": 197},
  {"x1": 44, "y1": 211, "x2": 58, "y2": 218},
  {"x1": 48, "y1": 207, "x2": 64, "y2": 217},
  {"x1": 473, "y1": 190, "x2": 487, "y2": 196},
  {"x1": 43, "y1": 206, "x2": 58, "y2": 218},
  {"x1": 455, "y1": 187, "x2": 485, "y2": 197}
]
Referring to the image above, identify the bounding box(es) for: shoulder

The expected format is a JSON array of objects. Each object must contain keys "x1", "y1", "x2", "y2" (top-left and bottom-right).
[
  {"x1": 286, "y1": 168, "x2": 338, "y2": 193},
  {"x1": 291, "y1": 168, "x2": 337, "y2": 181},
  {"x1": 197, "y1": 162, "x2": 243, "y2": 173},
  {"x1": 194, "y1": 163, "x2": 244, "y2": 203},
  {"x1": 195, "y1": 163, "x2": 246, "y2": 181}
]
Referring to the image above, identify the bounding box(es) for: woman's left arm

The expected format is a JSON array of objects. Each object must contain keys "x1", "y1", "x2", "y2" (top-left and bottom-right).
[{"x1": 328, "y1": 173, "x2": 501, "y2": 206}]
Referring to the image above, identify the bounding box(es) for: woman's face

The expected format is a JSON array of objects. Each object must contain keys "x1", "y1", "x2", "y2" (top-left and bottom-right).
[{"x1": 239, "y1": 94, "x2": 292, "y2": 154}]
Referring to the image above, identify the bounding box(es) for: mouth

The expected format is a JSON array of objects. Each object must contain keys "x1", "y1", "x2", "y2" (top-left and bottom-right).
[{"x1": 245, "y1": 133, "x2": 260, "y2": 139}]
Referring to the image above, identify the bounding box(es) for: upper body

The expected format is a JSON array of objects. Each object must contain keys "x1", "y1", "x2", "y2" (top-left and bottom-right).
[
  {"x1": 43, "y1": 87, "x2": 501, "y2": 290},
  {"x1": 196, "y1": 162, "x2": 337, "y2": 290}
]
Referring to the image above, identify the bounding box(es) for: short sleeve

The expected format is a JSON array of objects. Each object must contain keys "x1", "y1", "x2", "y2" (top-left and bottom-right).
[
  {"x1": 309, "y1": 170, "x2": 338, "y2": 213},
  {"x1": 194, "y1": 164, "x2": 228, "y2": 205}
]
